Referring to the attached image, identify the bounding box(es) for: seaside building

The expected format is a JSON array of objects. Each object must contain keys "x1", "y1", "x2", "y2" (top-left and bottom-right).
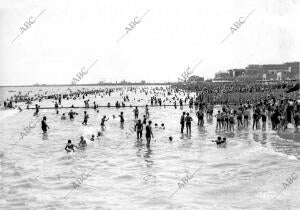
[{"x1": 214, "y1": 62, "x2": 300, "y2": 81}]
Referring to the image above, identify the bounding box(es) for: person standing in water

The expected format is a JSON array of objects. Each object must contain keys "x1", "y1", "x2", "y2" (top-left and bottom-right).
[
  {"x1": 185, "y1": 113, "x2": 193, "y2": 134},
  {"x1": 145, "y1": 105, "x2": 150, "y2": 118},
  {"x1": 100, "y1": 116, "x2": 109, "y2": 127},
  {"x1": 180, "y1": 112, "x2": 185, "y2": 134},
  {"x1": 135, "y1": 119, "x2": 143, "y2": 139},
  {"x1": 65, "y1": 140, "x2": 78, "y2": 153},
  {"x1": 41, "y1": 116, "x2": 50, "y2": 133},
  {"x1": 68, "y1": 110, "x2": 77, "y2": 120},
  {"x1": 82, "y1": 111, "x2": 89, "y2": 125},
  {"x1": 196, "y1": 109, "x2": 204, "y2": 127},
  {"x1": 119, "y1": 112, "x2": 125, "y2": 124},
  {"x1": 261, "y1": 110, "x2": 267, "y2": 130},
  {"x1": 61, "y1": 113, "x2": 66, "y2": 120},
  {"x1": 143, "y1": 115, "x2": 147, "y2": 125},
  {"x1": 133, "y1": 107, "x2": 139, "y2": 119},
  {"x1": 215, "y1": 111, "x2": 222, "y2": 130},
  {"x1": 78, "y1": 136, "x2": 87, "y2": 148},
  {"x1": 146, "y1": 120, "x2": 154, "y2": 147},
  {"x1": 34, "y1": 104, "x2": 39, "y2": 116},
  {"x1": 243, "y1": 108, "x2": 249, "y2": 127}
]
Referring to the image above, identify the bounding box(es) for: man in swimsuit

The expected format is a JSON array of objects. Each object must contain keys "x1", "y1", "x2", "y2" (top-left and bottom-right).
[
  {"x1": 180, "y1": 112, "x2": 185, "y2": 134},
  {"x1": 145, "y1": 105, "x2": 150, "y2": 117},
  {"x1": 229, "y1": 113, "x2": 235, "y2": 131},
  {"x1": 133, "y1": 107, "x2": 139, "y2": 119},
  {"x1": 100, "y1": 116, "x2": 109, "y2": 127},
  {"x1": 119, "y1": 112, "x2": 125, "y2": 124},
  {"x1": 82, "y1": 111, "x2": 89, "y2": 125},
  {"x1": 243, "y1": 109, "x2": 249, "y2": 127},
  {"x1": 41, "y1": 116, "x2": 50, "y2": 133},
  {"x1": 237, "y1": 110, "x2": 243, "y2": 128},
  {"x1": 185, "y1": 113, "x2": 193, "y2": 134},
  {"x1": 68, "y1": 110, "x2": 76, "y2": 120},
  {"x1": 146, "y1": 120, "x2": 154, "y2": 147},
  {"x1": 261, "y1": 110, "x2": 267, "y2": 130},
  {"x1": 34, "y1": 104, "x2": 39, "y2": 116},
  {"x1": 215, "y1": 111, "x2": 221, "y2": 130},
  {"x1": 135, "y1": 119, "x2": 143, "y2": 139}
]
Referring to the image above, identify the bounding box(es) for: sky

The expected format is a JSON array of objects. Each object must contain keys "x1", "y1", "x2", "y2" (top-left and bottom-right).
[{"x1": 0, "y1": 0, "x2": 299, "y2": 85}]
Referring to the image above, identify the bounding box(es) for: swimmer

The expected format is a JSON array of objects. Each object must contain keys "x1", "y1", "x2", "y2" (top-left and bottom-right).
[
  {"x1": 221, "y1": 137, "x2": 227, "y2": 144},
  {"x1": 100, "y1": 115, "x2": 109, "y2": 127},
  {"x1": 146, "y1": 120, "x2": 154, "y2": 147},
  {"x1": 133, "y1": 107, "x2": 139, "y2": 119},
  {"x1": 180, "y1": 112, "x2": 185, "y2": 134},
  {"x1": 169, "y1": 136, "x2": 173, "y2": 141},
  {"x1": 61, "y1": 113, "x2": 66, "y2": 120},
  {"x1": 90, "y1": 134, "x2": 95, "y2": 141},
  {"x1": 82, "y1": 111, "x2": 89, "y2": 125},
  {"x1": 34, "y1": 104, "x2": 39, "y2": 115},
  {"x1": 212, "y1": 136, "x2": 221, "y2": 143},
  {"x1": 145, "y1": 105, "x2": 150, "y2": 117},
  {"x1": 135, "y1": 119, "x2": 143, "y2": 139},
  {"x1": 68, "y1": 110, "x2": 76, "y2": 119},
  {"x1": 65, "y1": 140, "x2": 78, "y2": 153},
  {"x1": 41, "y1": 116, "x2": 50, "y2": 133},
  {"x1": 78, "y1": 136, "x2": 87, "y2": 148},
  {"x1": 160, "y1": 123, "x2": 165, "y2": 129},
  {"x1": 119, "y1": 112, "x2": 125, "y2": 124},
  {"x1": 185, "y1": 113, "x2": 193, "y2": 134},
  {"x1": 212, "y1": 136, "x2": 226, "y2": 145}
]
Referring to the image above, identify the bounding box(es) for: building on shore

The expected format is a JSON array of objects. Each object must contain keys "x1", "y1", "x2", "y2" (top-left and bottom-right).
[{"x1": 214, "y1": 62, "x2": 300, "y2": 81}]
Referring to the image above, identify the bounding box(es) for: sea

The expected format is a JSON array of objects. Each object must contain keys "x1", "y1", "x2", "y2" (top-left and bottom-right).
[{"x1": 0, "y1": 85, "x2": 300, "y2": 210}]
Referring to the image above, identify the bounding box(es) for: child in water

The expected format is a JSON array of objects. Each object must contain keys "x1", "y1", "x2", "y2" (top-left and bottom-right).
[
  {"x1": 65, "y1": 140, "x2": 78, "y2": 153},
  {"x1": 61, "y1": 113, "x2": 66, "y2": 120},
  {"x1": 212, "y1": 136, "x2": 226, "y2": 145},
  {"x1": 78, "y1": 136, "x2": 87, "y2": 148},
  {"x1": 160, "y1": 123, "x2": 165, "y2": 129},
  {"x1": 143, "y1": 115, "x2": 147, "y2": 124}
]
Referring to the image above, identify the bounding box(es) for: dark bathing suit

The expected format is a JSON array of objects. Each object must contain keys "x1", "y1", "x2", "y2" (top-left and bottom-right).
[{"x1": 41, "y1": 120, "x2": 47, "y2": 132}]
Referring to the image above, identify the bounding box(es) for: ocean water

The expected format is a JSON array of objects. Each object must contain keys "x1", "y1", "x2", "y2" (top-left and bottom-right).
[{"x1": 1, "y1": 86, "x2": 300, "y2": 210}]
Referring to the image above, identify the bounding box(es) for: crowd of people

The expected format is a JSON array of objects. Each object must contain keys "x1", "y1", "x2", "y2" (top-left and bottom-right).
[{"x1": 1, "y1": 81, "x2": 299, "y2": 152}]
